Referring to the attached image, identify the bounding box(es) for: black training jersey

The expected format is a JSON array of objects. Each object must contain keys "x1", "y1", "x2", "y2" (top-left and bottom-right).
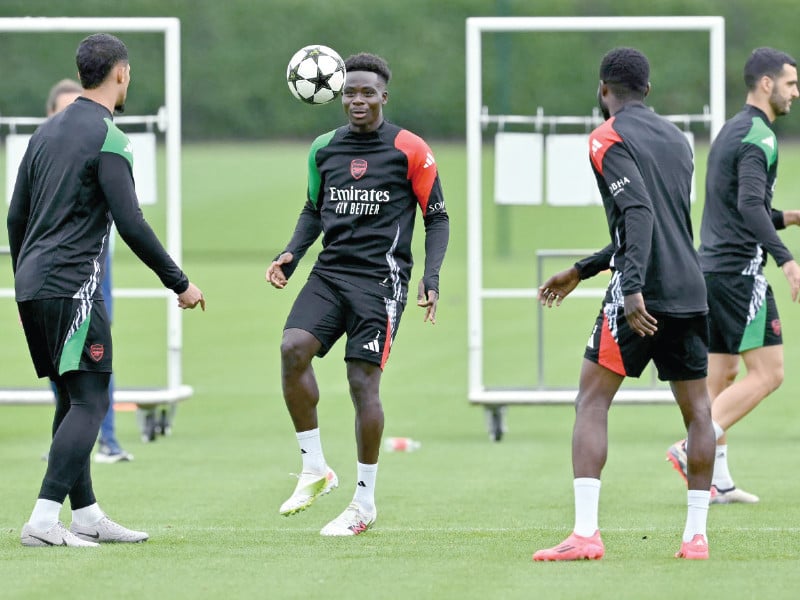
[
  {"x1": 699, "y1": 104, "x2": 791, "y2": 275},
  {"x1": 8, "y1": 97, "x2": 188, "y2": 301},
  {"x1": 281, "y1": 120, "x2": 449, "y2": 304},
  {"x1": 586, "y1": 102, "x2": 706, "y2": 315}
]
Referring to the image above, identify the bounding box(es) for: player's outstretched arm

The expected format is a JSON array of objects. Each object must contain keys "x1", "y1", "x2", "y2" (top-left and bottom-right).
[
  {"x1": 538, "y1": 267, "x2": 580, "y2": 307},
  {"x1": 177, "y1": 282, "x2": 205, "y2": 311},
  {"x1": 266, "y1": 252, "x2": 294, "y2": 289},
  {"x1": 417, "y1": 279, "x2": 439, "y2": 324}
]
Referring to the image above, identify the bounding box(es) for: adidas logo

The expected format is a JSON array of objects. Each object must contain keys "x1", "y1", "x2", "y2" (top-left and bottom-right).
[
  {"x1": 424, "y1": 152, "x2": 435, "y2": 168},
  {"x1": 591, "y1": 138, "x2": 603, "y2": 155},
  {"x1": 357, "y1": 480, "x2": 367, "y2": 487},
  {"x1": 363, "y1": 330, "x2": 382, "y2": 353},
  {"x1": 762, "y1": 136, "x2": 775, "y2": 149},
  {"x1": 123, "y1": 142, "x2": 132, "y2": 154}
]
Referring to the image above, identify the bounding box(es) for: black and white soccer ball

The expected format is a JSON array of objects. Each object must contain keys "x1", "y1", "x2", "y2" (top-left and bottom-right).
[{"x1": 286, "y1": 45, "x2": 346, "y2": 105}]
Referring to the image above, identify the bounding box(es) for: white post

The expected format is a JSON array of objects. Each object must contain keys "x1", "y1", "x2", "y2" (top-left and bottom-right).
[
  {"x1": 466, "y1": 18, "x2": 484, "y2": 400},
  {"x1": 708, "y1": 17, "x2": 726, "y2": 141},
  {"x1": 164, "y1": 18, "x2": 183, "y2": 393}
]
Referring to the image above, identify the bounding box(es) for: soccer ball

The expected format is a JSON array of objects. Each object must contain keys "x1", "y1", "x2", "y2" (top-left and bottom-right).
[{"x1": 286, "y1": 45, "x2": 346, "y2": 105}]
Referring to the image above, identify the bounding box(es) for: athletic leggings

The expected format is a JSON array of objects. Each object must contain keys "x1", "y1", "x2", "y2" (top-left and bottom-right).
[{"x1": 40, "y1": 371, "x2": 111, "y2": 509}]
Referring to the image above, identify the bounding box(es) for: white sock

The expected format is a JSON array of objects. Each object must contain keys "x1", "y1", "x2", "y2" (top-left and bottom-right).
[
  {"x1": 71, "y1": 503, "x2": 105, "y2": 527},
  {"x1": 683, "y1": 489, "x2": 710, "y2": 542},
  {"x1": 352, "y1": 462, "x2": 378, "y2": 512},
  {"x1": 686, "y1": 421, "x2": 724, "y2": 454},
  {"x1": 296, "y1": 428, "x2": 326, "y2": 474},
  {"x1": 712, "y1": 444, "x2": 734, "y2": 490},
  {"x1": 573, "y1": 478, "x2": 601, "y2": 537},
  {"x1": 28, "y1": 499, "x2": 62, "y2": 531}
]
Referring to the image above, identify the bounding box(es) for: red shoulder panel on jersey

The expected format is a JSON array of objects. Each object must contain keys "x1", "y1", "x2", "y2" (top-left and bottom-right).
[
  {"x1": 394, "y1": 129, "x2": 437, "y2": 213},
  {"x1": 589, "y1": 117, "x2": 622, "y2": 176}
]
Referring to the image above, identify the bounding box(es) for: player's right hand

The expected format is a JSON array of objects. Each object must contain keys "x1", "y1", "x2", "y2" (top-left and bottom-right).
[
  {"x1": 538, "y1": 267, "x2": 580, "y2": 307},
  {"x1": 623, "y1": 292, "x2": 657, "y2": 337},
  {"x1": 781, "y1": 259, "x2": 800, "y2": 302},
  {"x1": 266, "y1": 252, "x2": 293, "y2": 289},
  {"x1": 178, "y1": 282, "x2": 205, "y2": 311}
]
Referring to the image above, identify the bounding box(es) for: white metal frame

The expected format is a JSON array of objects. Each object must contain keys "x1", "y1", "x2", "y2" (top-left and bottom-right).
[
  {"x1": 0, "y1": 17, "x2": 190, "y2": 405},
  {"x1": 466, "y1": 16, "x2": 726, "y2": 405}
]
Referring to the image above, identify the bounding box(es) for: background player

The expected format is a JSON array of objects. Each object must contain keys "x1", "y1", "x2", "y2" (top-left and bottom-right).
[
  {"x1": 667, "y1": 47, "x2": 800, "y2": 504},
  {"x1": 532, "y1": 47, "x2": 715, "y2": 561},
  {"x1": 45, "y1": 78, "x2": 133, "y2": 464},
  {"x1": 266, "y1": 52, "x2": 449, "y2": 536},
  {"x1": 9, "y1": 33, "x2": 204, "y2": 547}
]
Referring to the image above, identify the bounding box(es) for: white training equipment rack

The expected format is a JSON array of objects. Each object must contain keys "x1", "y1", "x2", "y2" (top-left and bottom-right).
[
  {"x1": 0, "y1": 17, "x2": 191, "y2": 406},
  {"x1": 465, "y1": 16, "x2": 726, "y2": 420}
]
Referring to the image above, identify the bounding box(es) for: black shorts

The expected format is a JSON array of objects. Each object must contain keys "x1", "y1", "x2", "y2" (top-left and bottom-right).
[
  {"x1": 583, "y1": 304, "x2": 708, "y2": 381},
  {"x1": 17, "y1": 298, "x2": 112, "y2": 379},
  {"x1": 285, "y1": 273, "x2": 404, "y2": 368},
  {"x1": 705, "y1": 272, "x2": 781, "y2": 354}
]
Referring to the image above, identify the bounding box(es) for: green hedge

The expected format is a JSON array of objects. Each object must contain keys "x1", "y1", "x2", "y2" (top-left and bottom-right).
[{"x1": 1, "y1": 0, "x2": 798, "y2": 140}]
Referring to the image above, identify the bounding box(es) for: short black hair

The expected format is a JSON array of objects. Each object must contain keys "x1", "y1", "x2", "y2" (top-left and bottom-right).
[
  {"x1": 76, "y1": 33, "x2": 128, "y2": 89},
  {"x1": 744, "y1": 47, "x2": 797, "y2": 90},
  {"x1": 599, "y1": 47, "x2": 649, "y2": 99},
  {"x1": 46, "y1": 78, "x2": 82, "y2": 114},
  {"x1": 344, "y1": 53, "x2": 391, "y2": 85}
]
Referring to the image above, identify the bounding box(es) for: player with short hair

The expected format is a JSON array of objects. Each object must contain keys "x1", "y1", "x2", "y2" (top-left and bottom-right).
[
  {"x1": 266, "y1": 52, "x2": 449, "y2": 536},
  {"x1": 9, "y1": 33, "x2": 204, "y2": 547},
  {"x1": 532, "y1": 47, "x2": 715, "y2": 561},
  {"x1": 44, "y1": 78, "x2": 132, "y2": 464},
  {"x1": 667, "y1": 47, "x2": 800, "y2": 504}
]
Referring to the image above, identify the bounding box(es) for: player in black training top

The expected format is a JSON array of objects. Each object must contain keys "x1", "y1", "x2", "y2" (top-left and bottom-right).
[
  {"x1": 8, "y1": 33, "x2": 204, "y2": 548},
  {"x1": 667, "y1": 48, "x2": 800, "y2": 505},
  {"x1": 266, "y1": 52, "x2": 449, "y2": 536},
  {"x1": 532, "y1": 48, "x2": 714, "y2": 561}
]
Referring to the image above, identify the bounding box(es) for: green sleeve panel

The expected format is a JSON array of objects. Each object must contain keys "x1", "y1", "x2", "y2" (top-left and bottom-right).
[
  {"x1": 101, "y1": 118, "x2": 134, "y2": 168},
  {"x1": 742, "y1": 117, "x2": 777, "y2": 168},
  {"x1": 306, "y1": 130, "x2": 335, "y2": 208}
]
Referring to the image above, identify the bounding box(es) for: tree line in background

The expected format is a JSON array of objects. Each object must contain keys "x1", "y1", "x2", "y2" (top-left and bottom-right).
[{"x1": 1, "y1": 0, "x2": 798, "y2": 140}]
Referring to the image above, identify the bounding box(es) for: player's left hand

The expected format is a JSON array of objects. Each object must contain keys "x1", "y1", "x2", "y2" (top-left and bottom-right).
[
  {"x1": 623, "y1": 292, "x2": 657, "y2": 336},
  {"x1": 417, "y1": 279, "x2": 439, "y2": 325},
  {"x1": 178, "y1": 282, "x2": 206, "y2": 311}
]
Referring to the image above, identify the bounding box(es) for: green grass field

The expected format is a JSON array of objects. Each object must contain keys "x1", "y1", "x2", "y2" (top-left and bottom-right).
[{"x1": 2, "y1": 140, "x2": 800, "y2": 599}]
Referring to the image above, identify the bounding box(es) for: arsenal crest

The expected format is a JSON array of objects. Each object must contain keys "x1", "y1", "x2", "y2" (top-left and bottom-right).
[
  {"x1": 771, "y1": 319, "x2": 781, "y2": 336},
  {"x1": 350, "y1": 159, "x2": 367, "y2": 180},
  {"x1": 90, "y1": 344, "x2": 105, "y2": 362}
]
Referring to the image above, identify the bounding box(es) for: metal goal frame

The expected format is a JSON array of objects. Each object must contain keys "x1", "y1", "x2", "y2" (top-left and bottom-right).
[
  {"x1": 0, "y1": 17, "x2": 190, "y2": 406},
  {"x1": 465, "y1": 16, "x2": 726, "y2": 410}
]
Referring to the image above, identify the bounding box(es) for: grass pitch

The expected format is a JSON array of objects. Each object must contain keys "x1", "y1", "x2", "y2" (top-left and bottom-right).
[{"x1": 1, "y1": 141, "x2": 800, "y2": 599}]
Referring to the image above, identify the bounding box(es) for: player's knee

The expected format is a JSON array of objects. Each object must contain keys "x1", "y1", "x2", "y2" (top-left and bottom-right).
[
  {"x1": 280, "y1": 336, "x2": 312, "y2": 371},
  {"x1": 721, "y1": 363, "x2": 739, "y2": 385},
  {"x1": 346, "y1": 362, "x2": 380, "y2": 403},
  {"x1": 763, "y1": 363, "x2": 784, "y2": 394},
  {"x1": 347, "y1": 371, "x2": 369, "y2": 398}
]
